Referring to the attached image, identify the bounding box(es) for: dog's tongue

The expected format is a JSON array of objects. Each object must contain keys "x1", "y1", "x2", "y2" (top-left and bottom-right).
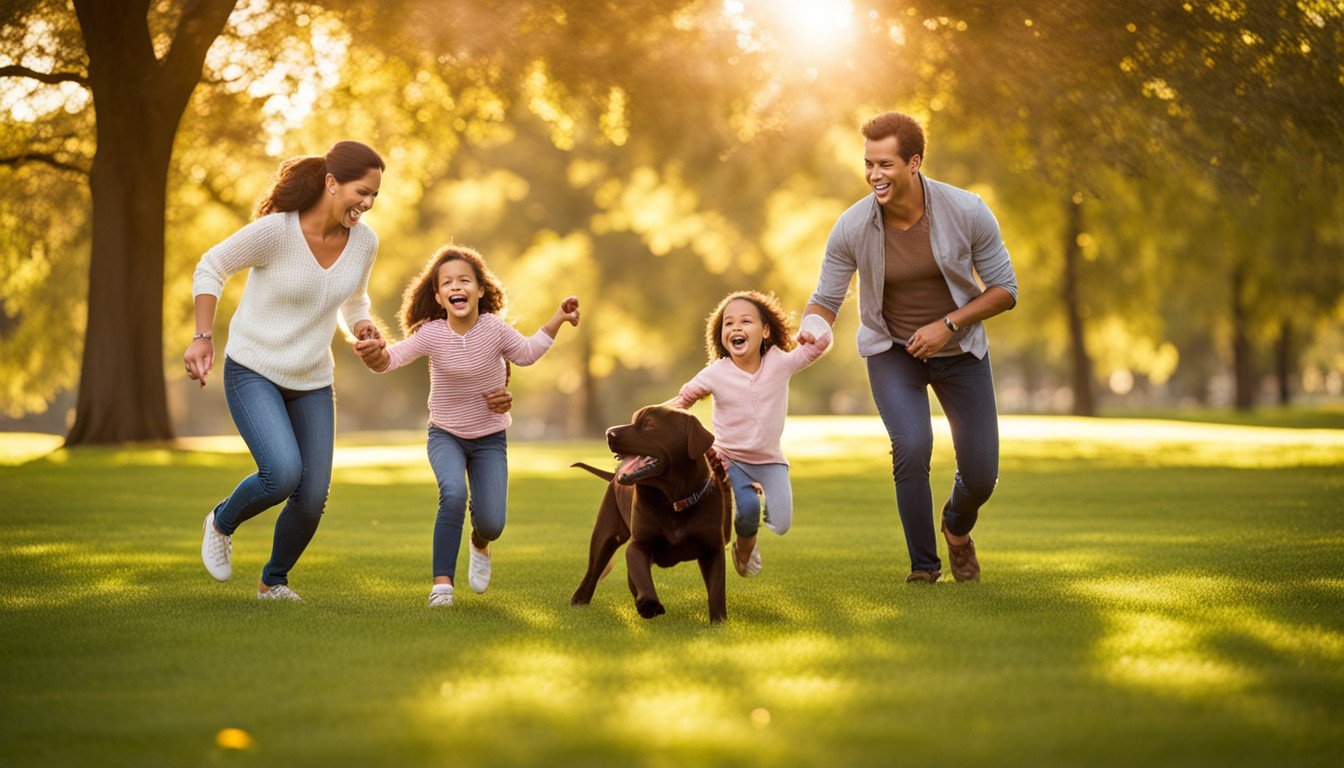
[{"x1": 615, "y1": 455, "x2": 655, "y2": 483}]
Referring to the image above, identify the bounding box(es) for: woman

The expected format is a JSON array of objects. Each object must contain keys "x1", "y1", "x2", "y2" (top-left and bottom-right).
[{"x1": 186, "y1": 142, "x2": 513, "y2": 601}]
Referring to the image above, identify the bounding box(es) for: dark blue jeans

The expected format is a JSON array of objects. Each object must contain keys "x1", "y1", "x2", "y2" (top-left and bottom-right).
[
  {"x1": 213, "y1": 358, "x2": 334, "y2": 587},
  {"x1": 866, "y1": 347, "x2": 999, "y2": 574},
  {"x1": 426, "y1": 426, "x2": 508, "y2": 580}
]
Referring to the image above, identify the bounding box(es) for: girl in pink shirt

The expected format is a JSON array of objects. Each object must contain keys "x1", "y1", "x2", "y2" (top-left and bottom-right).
[
  {"x1": 667, "y1": 291, "x2": 831, "y2": 578},
  {"x1": 355, "y1": 244, "x2": 579, "y2": 607}
]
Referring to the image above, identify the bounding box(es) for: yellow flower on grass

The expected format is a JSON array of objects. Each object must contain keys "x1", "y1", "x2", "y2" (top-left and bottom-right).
[{"x1": 215, "y1": 728, "x2": 256, "y2": 750}]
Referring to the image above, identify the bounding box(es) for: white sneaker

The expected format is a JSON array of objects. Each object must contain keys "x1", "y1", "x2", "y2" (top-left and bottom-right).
[
  {"x1": 201, "y1": 511, "x2": 232, "y2": 581},
  {"x1": 257, "y1": 584, "x2": 302, "y2": 601},
  {"x1": 428, "y1": 584, "x2": 454, "y2": 607},
  {"x1": 468, "y1": 543, "x2": 491, "y2": 594}
]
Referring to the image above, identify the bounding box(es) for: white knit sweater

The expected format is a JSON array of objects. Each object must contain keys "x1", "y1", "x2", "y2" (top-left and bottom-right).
[{"x1": 192, "y1": 211, "x2": 377, "y2": 390}]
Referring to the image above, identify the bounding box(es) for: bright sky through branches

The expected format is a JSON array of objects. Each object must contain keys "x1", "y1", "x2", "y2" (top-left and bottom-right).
[{"x1": 724, "y1": 0, "x2": 855, "y2": 57}]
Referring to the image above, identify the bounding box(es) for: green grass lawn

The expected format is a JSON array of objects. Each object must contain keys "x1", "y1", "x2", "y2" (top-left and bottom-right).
[{"x1": 2, "y1": 415, "x2": 1342, "y2": 767}]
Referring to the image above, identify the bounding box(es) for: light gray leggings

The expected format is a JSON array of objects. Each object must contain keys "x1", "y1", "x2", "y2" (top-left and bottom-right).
[{"x1": 724, "y1": 460, "x2": 794, "y2": 537}]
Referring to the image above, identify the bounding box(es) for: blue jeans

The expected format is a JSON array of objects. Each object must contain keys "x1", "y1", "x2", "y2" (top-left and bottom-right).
[
  {"x1": 866, "y1": 348, "x2": 999, "y2": 573},
  {"x1": 213, "y1": 358, "x2": 334, "y2": 587},
  {"x1": 426, "y1": 426, "x2": 508, "y2": 580},
  {"x1": 725, "y1": 461, "x2": 793, "y2": 538}
]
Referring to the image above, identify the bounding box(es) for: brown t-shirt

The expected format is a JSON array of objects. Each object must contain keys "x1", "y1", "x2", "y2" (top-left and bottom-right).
[{"x1": 882, "y1": 212, "x2": 960, "y2": 349}]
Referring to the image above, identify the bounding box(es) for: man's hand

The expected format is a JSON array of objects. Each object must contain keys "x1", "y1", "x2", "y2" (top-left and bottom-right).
[
  {"x1": 905, "y1": 321, "x2": 952, "y2": 361},
  {"x1": 483, "y1": 388, "x2": 513, "y2": 414}
]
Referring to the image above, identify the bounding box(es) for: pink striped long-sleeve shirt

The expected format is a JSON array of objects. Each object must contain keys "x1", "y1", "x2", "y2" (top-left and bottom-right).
[
  {"x1": 671, "y1": 337, "x2": 830, "y2": 465},
  {"x1": 383, "y1": 313, "x2": 554, "y2": 439}
]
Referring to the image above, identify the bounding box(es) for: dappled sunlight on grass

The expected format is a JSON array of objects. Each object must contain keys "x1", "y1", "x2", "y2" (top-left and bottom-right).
[
  {"x1": 610, "y1": 684, "x2": 742, "y2": 749},
  {"x1": 402, "y1": 635, "x2": 863, "y2": 757},
  {"x1": 1074, "y1": 574, "x2": 1245, "y2": 608},
  {"x1": 0, "y1": 545, "x2": 191, "y2": 610},
  {"x1": 429, "y1": 645, "x2": 590, "y2": 714},
  {"x1": 174, "y1": 435, "x2": 249, "y2": 454},
  {"x1": 994, "y1": 548, "x2": 1131, "y2": 576},
  {"x1": 785, "y1": 415, "x2": 1344, "y2": 469},
  {"x1": 690, "y1": 632, "x2": 865, "y2": 672},
  {"x1": 4, "y1": 413, "x2": 1342, "y2": 765},
  {"x1": 337, "y1": 466, "x2": 434, "y2": 486},
  {"x1": 1073, "y1": 573, "x2": 1344, "y2": 710},
  {"x1": 1217, "y1": 609, "x2": 1344, "y2": 664},
  {"x1": 0, "y1": 432, "x2": 63, "y2": 465},
  {"x1": 5, "y1": 542, "x2": 78, "y2": 557},
  {"x1": 1306, "y1": 577, "x2": 1344, "y2": 594},
  {"x1": 333, "y1": 444, "x2": 428, "y2": 469},
  {"x1": 756, "y1": 674, "x2": 853, "y2": 709},
  {"x1": 999, "y1": 416, "x2": 1344, "y2": 468},
  {"x1": 1097, "y1": 610, "x2": 1256, "y2": 694},
  {"x1": 827, "y1": 592, "x2": 905, "y2": 625},
  {"x1": 486, "y1": 596, "x2": 564, "y2": 630}
]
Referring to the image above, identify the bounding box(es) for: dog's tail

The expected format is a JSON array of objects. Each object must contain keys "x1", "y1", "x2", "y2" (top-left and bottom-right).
[{"x1": 571, "y1": 462, "x2": 616, "y2": 482}]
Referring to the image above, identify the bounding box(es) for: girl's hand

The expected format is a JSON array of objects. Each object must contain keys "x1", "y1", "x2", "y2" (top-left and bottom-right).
[
  {"x1": 353, "y1": 337, "x2": 389, "y2": 371},
  {"x1": 558, "y1": 296, "x2": 580, "y2": 327},
  {"x1": 705, "y1": 447, "x2": 729, "y2": 486},
  {"x1": 483, "y1": 388, "x2": 513, "y2": 414},
  {"x1": 184, "y1": 338, "x2": 214, "y2": 389},
  {"x1": 353, "y1": 320, "x2": 382, "y2": 342},
  {"x1": 905, "y1": 321, "x2": 952, "y2": 361}
]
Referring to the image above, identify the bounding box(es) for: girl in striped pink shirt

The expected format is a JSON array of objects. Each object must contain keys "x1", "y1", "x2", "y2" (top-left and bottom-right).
[
  {"x1": 355, "y1": 244, "x2": 579, "y2": 607},
  {"x1": 666, "y1": 291, "x2": 831, "y2": 579}
]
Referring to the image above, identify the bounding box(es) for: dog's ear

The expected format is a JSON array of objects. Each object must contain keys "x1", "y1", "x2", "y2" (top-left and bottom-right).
[{"x1": 685, "y1": 415, "x2": 715, "y2": 460}]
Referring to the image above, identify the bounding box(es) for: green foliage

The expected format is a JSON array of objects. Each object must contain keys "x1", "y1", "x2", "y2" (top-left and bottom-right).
[
  {"x1": 3, "y1": 0, "x2": 1343, "y2": 428},
  {"x1": 0, "y1": 161, "x2": 88, "y2": 417},
  {"x1": 2, "y1": 416, "x2": 1343, "y2": 765}
]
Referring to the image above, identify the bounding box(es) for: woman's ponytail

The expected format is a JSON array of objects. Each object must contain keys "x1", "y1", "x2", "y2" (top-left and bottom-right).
[
  {"x1": 254, "y1": 156, "x2": 326, "y2": 218},
  {"x1": 253, "y1": 141, "x2": 384, "y2": 219}
]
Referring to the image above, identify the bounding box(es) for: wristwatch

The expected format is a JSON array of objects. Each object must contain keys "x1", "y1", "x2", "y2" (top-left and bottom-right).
[{"x1": 942, "y1": 316, "x2": 959, "y2": 333}]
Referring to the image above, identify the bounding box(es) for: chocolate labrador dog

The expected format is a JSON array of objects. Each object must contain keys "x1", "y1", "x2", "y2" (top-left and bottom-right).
[{"x1": 570, "y1": 406, "x2": 733, "y2": 623}]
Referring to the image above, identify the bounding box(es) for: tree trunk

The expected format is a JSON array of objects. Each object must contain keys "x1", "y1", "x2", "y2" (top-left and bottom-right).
[
  {"x1": 1062, "y1": 192, "x2": 1095, "y2": 416},
  {"x1": 1230, "y1": 262, "x2": 1256, "y2": 411},
  {"x1": 579, "y1": 332, "x2": 603, "y2": 436},
  {"x1": 1274, "y1": 316, "x2": 1293, "y2": 406},
  {"x1": 67, "y1": 109, "x2": 177, "y2": 443},
  {"x1": 66, "y1": 0, "x2": 236, "y2": 444}
]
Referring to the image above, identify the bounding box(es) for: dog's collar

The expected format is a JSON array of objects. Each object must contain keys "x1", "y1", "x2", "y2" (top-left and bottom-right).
[{"x1": 672, "y1": 475, "x2": 715, "y2": 512}]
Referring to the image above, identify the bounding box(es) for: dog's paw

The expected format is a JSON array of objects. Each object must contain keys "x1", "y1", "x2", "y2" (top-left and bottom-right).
[{"x1": 636, "y1": 598, "x2": 666, "y2": 619}]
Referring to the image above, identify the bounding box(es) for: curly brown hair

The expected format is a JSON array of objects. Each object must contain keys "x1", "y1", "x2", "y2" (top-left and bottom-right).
[
  {"x1": 398, "y1": 244, "x2": 507, "y2": 336},
  {"x1": 703, "y1": 290, "x2": 797, "y2": 362}
]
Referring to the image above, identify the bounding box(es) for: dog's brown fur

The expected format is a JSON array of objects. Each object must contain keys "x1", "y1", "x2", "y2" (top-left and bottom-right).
[{"x1": 570, "y1": 406, "x2": 733, "y2": 622}]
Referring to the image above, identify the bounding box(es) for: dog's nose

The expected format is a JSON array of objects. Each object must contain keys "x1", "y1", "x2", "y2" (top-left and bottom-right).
[{"x1": 606, "y1": 428, "x2": 618, "y2": 442}]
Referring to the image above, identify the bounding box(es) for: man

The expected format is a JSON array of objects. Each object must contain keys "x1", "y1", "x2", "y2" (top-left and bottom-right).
[{"x1": 798, "y1": 112, "x2": 1018, "y2": 583}]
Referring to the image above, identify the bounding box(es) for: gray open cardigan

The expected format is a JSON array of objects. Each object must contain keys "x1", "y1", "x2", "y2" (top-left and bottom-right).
[{"x1": 808, "y1": 174, "x2": 1018, "y2": 360}]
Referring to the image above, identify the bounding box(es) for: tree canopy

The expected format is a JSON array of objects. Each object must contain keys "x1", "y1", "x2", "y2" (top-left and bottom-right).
[{"x1": 2, "y1": 0, "x2": 1341, "y2": 438}]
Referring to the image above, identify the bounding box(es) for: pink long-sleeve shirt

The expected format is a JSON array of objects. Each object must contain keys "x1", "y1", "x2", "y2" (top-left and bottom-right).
[
  {"x1": 672, "y1": 337, "x2": 830, "y2": 465},
  {"x1": 383, "y1": 313, "x2": 554, "y2": 439}
]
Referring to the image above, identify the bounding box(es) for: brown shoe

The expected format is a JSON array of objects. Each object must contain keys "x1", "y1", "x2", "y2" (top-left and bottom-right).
[
  {"x1": 905, "y1": 569, "x2": 941, "y2": 584},
  {"x1": 941, "y1": 518, "x2": 980, "y2": 582}
]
